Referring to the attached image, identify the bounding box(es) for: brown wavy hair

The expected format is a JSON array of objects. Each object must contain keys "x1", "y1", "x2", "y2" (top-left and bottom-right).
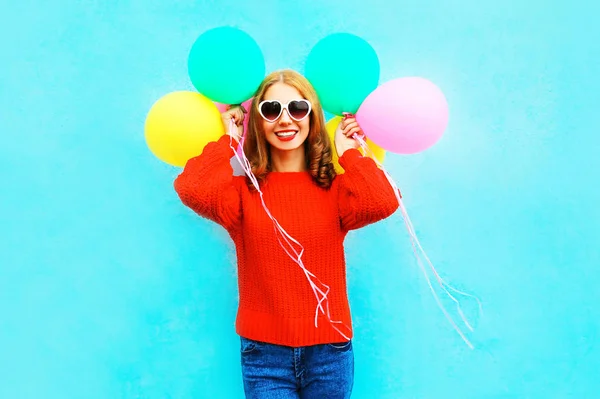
[{"x1": 242, "y1": 69, "x2": 336, "y2": 189}]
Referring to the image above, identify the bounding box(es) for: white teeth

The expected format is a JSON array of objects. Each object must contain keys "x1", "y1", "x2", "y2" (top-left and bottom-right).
[{"x1": 276, "y1": 131, "x2": 296, "y2": 137}]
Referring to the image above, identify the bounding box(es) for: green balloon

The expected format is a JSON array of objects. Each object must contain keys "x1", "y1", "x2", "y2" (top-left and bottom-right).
[
  {"x1": 188, "y1": 27, "x2": 265, "y2": 104},
  {"x1": 304, "y1": 33, "x2": 380, "y2": 115}
]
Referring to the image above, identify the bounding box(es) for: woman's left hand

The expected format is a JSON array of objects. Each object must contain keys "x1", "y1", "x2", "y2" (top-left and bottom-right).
[{"x1": 334, "y1": 116, "x2": 363, "y2": 156}]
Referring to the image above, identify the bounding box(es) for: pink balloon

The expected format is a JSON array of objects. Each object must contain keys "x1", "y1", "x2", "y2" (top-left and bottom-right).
[
  {"x1": 356, "y1": 77, "x2": 449, "y2": 154},
  {"x1": 214, "y1": 102, "x2": 228, "y2": 113},
  {"x1": 215, "y1": 98, "x2": 253, "y2": 113}
]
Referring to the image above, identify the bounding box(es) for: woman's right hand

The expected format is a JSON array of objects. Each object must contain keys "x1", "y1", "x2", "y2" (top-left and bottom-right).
[{"x1": 221, "y1": 105, "x2": 247, "y2": 142}]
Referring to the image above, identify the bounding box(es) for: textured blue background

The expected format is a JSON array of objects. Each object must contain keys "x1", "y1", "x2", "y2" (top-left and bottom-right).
[{"x1": 1, "y1": 0, "x2": 598, "y2": 397}]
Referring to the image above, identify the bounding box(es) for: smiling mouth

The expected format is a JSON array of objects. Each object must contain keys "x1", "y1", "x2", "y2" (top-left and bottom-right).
[{"x1": 275, "y1": 131, "x2": 297, "y2": 138}]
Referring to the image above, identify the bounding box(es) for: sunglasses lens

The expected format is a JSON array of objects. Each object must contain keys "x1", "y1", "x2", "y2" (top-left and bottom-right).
[
  {"x1": 288, "y1": 100, "x2": 310, "y2": 120},
  {"x1": 260, "y1": 101, "x2": 282, "y2": 121}
]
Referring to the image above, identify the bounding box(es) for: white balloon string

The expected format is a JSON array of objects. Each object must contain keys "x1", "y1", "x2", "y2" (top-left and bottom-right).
[
  {"x1": 349, "y1": 121, "x2": 482, "y2": 349},
  {"x1": 227, "y1": 119, "x2": 352, "y2": 341}
]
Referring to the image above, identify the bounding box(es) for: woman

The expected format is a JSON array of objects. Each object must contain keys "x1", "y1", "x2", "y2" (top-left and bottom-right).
[{"x1": 174, "y1": 69, "x2": 399, "y2": 398}]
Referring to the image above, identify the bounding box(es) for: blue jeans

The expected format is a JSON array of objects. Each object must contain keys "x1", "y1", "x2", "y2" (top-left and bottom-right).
[{"x1": 240, "y1": 336, "x2": 354, "y2": 398}]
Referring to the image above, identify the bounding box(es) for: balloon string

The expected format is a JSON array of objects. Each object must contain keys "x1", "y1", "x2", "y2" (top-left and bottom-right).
[
  {"x1": 227, "y1": 119, "x2": 352, "y2": 341},
  {"x1": 344, "y1": 114, "x2": 482, "y2": 349}
]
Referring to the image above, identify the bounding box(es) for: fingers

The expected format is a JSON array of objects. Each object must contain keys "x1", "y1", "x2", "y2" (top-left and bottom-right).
[
  {"x1": 341, "y1": 119, "x2": 363, "y2": 138},
  {"x1": 233, "y1": 109, "x2": 245, "y2": 126},
  {"x1": 341, "y1": 117, "x2": 358, "y2": 130},
  {"x1": 341, "y1": 116, "x2": 356, "y2": 127},
  {"x1": 227, "y1": 104, "x2": 247, "y2": 112},
  {"x1": 344, "y1": 126, "x2": 363, "y2": 138},
  {"x1": 223, "y1": 106, "x2": 246, "y2": 126},
  {"x1": 231, "y1": 108, "x2": 245, "y2": 125}
]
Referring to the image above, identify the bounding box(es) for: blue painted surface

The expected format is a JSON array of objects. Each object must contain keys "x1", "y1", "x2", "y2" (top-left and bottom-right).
[{"x1": 1, "y1": 1, "x2": 598, "y2": 397}]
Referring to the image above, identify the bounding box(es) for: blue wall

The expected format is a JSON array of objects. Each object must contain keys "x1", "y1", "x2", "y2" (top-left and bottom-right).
[{"x1": 1, "y1": 0, "x2": 598, "y2": 397}]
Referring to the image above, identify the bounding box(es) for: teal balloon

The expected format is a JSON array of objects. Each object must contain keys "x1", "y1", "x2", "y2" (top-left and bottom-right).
[
  {"x1": 304, "y1": 33, "x2": 380, "y2": 115},
  {"x1": 188, "y1": 27, "x2": 265, "y2": 104}
]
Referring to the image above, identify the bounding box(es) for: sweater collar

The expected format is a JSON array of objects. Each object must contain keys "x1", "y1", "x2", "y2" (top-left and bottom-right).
[{"x1": 266, "y1": 171, "x2": 313, "y2": 184}]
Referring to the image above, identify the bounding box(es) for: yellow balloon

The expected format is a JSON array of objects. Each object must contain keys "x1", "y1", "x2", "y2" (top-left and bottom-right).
[
  {"x1": 144, "y1": 91, "x2": 225, "y2": 167},
  {"x1": 326, "y1": 116, "x2": 386, "y2": 174}
]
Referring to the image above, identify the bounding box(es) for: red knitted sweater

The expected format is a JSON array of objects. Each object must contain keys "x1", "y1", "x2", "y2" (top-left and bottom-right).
[{"x1": 174, "y1": 135, "x2": 399, "y2": 347}]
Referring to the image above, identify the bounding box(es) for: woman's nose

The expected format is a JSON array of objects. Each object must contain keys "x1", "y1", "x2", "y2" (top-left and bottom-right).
[{"x1": 278, "y1": 109, "x2": 292, "y2": 124}]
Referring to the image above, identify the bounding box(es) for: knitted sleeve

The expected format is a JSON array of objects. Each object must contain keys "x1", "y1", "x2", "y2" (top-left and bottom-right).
[
  {"x1": 173, "y1": 135, "x2": 242, "y2": 232},
  {"x1": 337, "y1": 148, "x2": 400, "y2": 231}
]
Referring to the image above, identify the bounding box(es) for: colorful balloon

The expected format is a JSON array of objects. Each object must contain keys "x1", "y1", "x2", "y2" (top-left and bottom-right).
[
  {"x1": 144, "y1": 91, "x2": 224, "y2": 167},
  {"x1": 326, "y1": 116, "x2": 386, "y2": 174},
  {"x1": 305, "y1": 33, "x2": 380, "y2": 115},
  {"x1": 188, "y1": 27, "x2": 265, "y2": 104},
  {"x1": 356, "y1": 77, "x2": 449, "y2": 154}
]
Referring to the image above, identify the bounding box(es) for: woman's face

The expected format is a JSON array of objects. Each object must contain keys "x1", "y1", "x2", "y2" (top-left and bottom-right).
[{"x1": 260, "y1": 82, "x2": 311, "y2": 154}]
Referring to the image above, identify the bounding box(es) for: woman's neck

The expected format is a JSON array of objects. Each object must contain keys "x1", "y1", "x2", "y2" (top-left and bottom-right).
[{"x1": 270, "y1": 147, "x2": 307, "y2": 172}]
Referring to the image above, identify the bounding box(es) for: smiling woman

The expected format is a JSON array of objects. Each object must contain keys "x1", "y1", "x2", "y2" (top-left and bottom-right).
[
  {"x1": 173, "y1": 69, "x2": 399, "y2": 398},
  {"x1": 258, "y1": 83, "x2": 313, "y2": 169},
  {"x1": 3, "y1": 0, "x2": 598, "y2": 397},
  {"x1": 242, "y1": 70, "x2": 335, "y2": 185}
]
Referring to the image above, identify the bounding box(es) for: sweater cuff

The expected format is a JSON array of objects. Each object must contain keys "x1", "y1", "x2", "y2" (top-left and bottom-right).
[
  {"x1": 217, "y1": 134, "x2": 240, "y2": 152},
  {"x1": 338, "y1": 148, "x2": 362, "y2": 170}
]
